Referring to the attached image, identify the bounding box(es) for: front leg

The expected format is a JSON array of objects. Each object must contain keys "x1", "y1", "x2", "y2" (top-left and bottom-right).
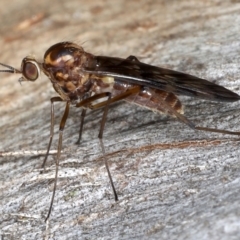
[
  {"x1": 45, "y1": 100, "x2": 70, "y2": 221},
  {"x1": 41, "y1": 96, "x2": 63, "y2": 170}
]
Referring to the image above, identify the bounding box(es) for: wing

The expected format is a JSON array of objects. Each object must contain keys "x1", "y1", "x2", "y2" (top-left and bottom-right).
[{"x1": 84, "y1": 55, "x2": 240, "y2": 102}]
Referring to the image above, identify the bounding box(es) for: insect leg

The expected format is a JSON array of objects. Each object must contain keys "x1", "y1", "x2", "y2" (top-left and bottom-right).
[
  {"x1": 94, "y1": 87, "x2": 142, "y2": 201},
  {"x1": 75, "y1": 92, "x2": 110, "y2": 108},
  {"x1": 98, "y1": 92, "x2": 119, "y2": 201},
  {"x1": 76, "y1": 93, "x2": 113, "y2": 144},
  {"x1": 75, "y1": 93, "x2": 112, "y2": 144},
  {"x1": 176, "y1": 113, "x2": 240, "y2": 135},
  {"x1": 76, "y1": 92, "x2": 119, "y2": 200},
  {"x1": 41, "y1": 97, "x2": 63, "y2": 170},
  {"x1": 161, "y1": 100, "x2": 240, "y2": 135},
  {"x1": 195, "y1": 126, "x2": 240, "y2": 135},
  {"x1": 148, "y1": 88, "x2": 240, "y2": 136},
  {"x1": 77, "y1": 88, "x2": 141, "y2": 201},
  {"x1": 89, "y1": 86, "x2": 141, "y2": 110},
  {"x1": 116, "y1": 55, "x2": 140, "y2": 66},
  {"x1": 75, "y1": 90, "x2": 139, "y2": 142},
  {"x1": 76, "y1": 109, "x2": 87, "y2": 144},
  {"x1": 99, "y1": 137, "x2": 118, "y2": 201},
  {"x1": 45, "y1": 101, "x2": 70, "y2": 221},
  {"x1": 126, "y1": 55, "x2": 141, "y2": 62}
]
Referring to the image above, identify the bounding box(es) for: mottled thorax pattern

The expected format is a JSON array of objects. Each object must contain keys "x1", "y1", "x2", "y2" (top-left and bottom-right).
[{"x1": 42, "y1": 42, "x2": 94, "y2": 101}]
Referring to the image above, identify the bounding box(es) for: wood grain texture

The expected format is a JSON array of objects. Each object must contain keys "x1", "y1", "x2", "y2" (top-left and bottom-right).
[{"x1": 1, "y1": 0, "x2": 240, "y2": 239}]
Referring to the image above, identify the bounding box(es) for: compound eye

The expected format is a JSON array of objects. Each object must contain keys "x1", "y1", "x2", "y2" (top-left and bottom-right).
[{"x1": 22, "y1": 58, "x2": 40, "y2": 81}]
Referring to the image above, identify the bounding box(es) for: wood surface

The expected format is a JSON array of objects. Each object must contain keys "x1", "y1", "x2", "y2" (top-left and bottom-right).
[{"x1": 1, "y1": 0, "x2": 240, "y2": 239}]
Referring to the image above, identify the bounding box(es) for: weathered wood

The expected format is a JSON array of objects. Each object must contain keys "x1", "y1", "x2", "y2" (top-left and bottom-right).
[{"x1": 1, "y1": 0, "x2": 240, "y2": 239}]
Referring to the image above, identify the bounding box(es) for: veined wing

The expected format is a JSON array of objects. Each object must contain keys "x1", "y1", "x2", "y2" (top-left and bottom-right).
[{"x1": 84, "y1": 55, "x2": 240, "y2": 102}]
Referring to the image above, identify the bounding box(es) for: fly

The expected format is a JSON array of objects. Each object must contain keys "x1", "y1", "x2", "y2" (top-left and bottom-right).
[{"x1": 1, "y1": 41, "x2": 240, "y2": 221}]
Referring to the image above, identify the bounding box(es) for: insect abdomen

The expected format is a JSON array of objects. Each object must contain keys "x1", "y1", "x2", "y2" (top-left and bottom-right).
[{"x1": 126, "y1": 88, "x2": 183, "y2": 115}]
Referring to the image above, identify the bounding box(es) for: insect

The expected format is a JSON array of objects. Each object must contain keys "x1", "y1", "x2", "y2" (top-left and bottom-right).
[{"x1": 1, "y1": 42, "x2": 240, "y2": 221}]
